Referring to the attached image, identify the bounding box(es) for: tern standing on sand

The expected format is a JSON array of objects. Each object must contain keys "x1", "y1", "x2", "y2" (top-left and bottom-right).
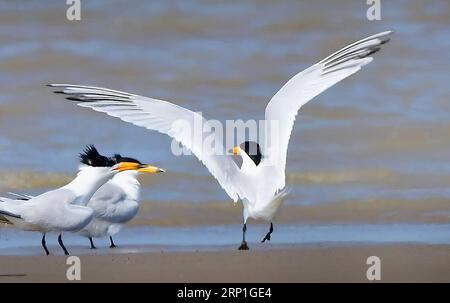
[
  {"x1": 0, "y1": 146, "x2": 164, "y2": 255},
  {"x1": 79, "y1": 154, "x2": 165, "y2": 249},
  {"x1": 49, "y1": 31, "x2": 392, "y2": 250}
]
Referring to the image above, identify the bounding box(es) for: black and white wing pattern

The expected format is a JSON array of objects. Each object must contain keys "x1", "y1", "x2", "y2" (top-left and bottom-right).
[
  {"x1": 264, "y1": 31, "x2": 393, "y2": 190},
  {"x1": 48, "y1": 84, "x2": 244, "y2": 202}
]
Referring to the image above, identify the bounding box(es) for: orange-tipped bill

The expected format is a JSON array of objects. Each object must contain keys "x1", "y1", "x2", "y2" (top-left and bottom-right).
[{"x1": 232, "y1": 146, "x2": 240, "y2": 155}]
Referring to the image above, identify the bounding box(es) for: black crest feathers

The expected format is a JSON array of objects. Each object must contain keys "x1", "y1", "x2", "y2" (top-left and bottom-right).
[
  {"x1": 79, "y1": 145, "x2": 115, "y2": 167},
  {"x1": 111, "y1": 154, "x2": 142, "y2": 165}
]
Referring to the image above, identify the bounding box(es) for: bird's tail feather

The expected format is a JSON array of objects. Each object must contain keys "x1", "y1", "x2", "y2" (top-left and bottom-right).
[
  {"x1": 7, "y1": 192, "x2": 33, "y2": 201},
  {"x1": 257, "y1": 187, "x2": 290, "y2": 221},
  {"x1": 0, "y1": 198, "x2": 23, "y2": 219},
  {"x1": 0, "y1": 209, "x2": 21, "y2": 219}
]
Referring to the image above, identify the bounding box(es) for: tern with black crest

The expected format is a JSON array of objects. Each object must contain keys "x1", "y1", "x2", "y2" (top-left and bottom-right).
[
  {"x1": 0, "y1": 145, "x2": 164, "y2": 255},
  {"x1": 49, "y1": 31, "x2": 392, "y2": 249},
  {"x1": 79, "y1": 154, "x2": 165, "y2": 249}
]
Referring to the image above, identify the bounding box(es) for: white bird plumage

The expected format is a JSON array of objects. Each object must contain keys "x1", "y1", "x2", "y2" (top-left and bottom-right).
[
  {"x1": 8, "y1": 171, "x2": 142, "y2": 250},
  {"x1": 0, "y1": 164, "x2": 115, "y2": 255},
  {"x1": 79, "y1": 170, "x2": 141, "y2": 249},
  {"x1": 49, "y1": 31, "x2": 393, "y2": 249},
  {"x1": 0, "y1": 146, "x2": 159, "y2": 255}
]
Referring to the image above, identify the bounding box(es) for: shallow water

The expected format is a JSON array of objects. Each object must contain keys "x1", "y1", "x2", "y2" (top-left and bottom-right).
[
  {"x1": 0, "y1": 1, "x2": 449, "y2": 239},
  {"x1": 1, "y1": 223, "x2": 450, "y2": 256}
]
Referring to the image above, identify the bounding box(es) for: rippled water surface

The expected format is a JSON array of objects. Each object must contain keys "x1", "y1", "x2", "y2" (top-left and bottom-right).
[{"x1": 0, "y1": 1, "x2": 449, "y2": 232}]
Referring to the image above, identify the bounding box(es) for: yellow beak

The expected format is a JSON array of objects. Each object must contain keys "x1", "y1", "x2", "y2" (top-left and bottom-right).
[
  {"x1": 232, "y1": 146, "x2": 240, "y2": 155},
  {"x1": 113, "y1": 162, "x2": 141, "y2": 172},
  {"x1": 137, "y1": 164, "x2": 165, "y2": 174}
]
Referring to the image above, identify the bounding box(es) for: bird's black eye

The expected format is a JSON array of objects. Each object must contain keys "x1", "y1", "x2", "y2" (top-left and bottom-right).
[{"x1": 240, "y1": 141, "x2": 262, "y2": 166}]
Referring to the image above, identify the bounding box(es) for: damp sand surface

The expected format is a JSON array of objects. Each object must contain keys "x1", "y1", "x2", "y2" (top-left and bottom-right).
[
  {"x1": 1, "y1": 223, "x2": 450, "y2": 282},
  {"x1": 1, "y1": 244, "x2": 449, "y2": 282}
]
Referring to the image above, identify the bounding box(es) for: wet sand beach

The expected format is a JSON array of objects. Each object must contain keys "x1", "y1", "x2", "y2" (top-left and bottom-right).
[{"x1": 1, "y1": 244, "x2": 449, "y2": 283}]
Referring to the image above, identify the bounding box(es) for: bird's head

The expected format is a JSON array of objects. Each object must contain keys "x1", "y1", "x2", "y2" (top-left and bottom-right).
[
  {"x1": 110, "y1": 154, "x2": 165, "y2": 175},
  {"x1": 79, "y1": 145, "x2": 116, "y2": 175},
  {"x1": 79, "y1": 145, "x2": 164, "y2": 176},
  {"x1": 232, "y1": 141, "x2": 262, "y2": 166}
]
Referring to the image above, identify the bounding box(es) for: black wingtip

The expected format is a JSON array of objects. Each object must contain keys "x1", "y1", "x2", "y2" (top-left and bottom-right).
[
  {"x1": 66, "y1": 97, "x2": 82, "y2": 101},
  {"x1": 380, "y1": 37, "x2": 391, "y2": 45}
]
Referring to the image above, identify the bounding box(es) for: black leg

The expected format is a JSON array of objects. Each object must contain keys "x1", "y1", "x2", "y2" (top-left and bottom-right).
[
  {"x1": 238, "y1": 221, "x2": 249, "y2": 250},
  {"x1": 41, "y1": 233, "x2": 50, "y2": 256},
  {"x1": 261, "y1": 222, "x2": 274, "y2": 243},
  {"x1": 58, "y1": 233, "x2": 69, "y2": 255},
  {"x1": 109, "y1": 236, "x2": 117, "y2": 248},
  {"x1": 89, "y1": 237, "x2": 96, "y2": 249}
]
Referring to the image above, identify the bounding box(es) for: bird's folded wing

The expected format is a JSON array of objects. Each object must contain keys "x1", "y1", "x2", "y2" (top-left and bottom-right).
[
  {"x1": 87, "y1": 183, "x2": 128, "y2": 219},
  {"x1": 48, "y1": 84, "x2": 244, "y2": 202},
  {"x1": 264, "y1": 31, "x2": 393, "y2": 190}
]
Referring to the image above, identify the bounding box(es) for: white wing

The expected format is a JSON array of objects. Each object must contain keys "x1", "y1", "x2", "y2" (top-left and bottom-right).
[
  {"x1": 48, "y1": 84, "x2": 244, "y2": 202},
  {"x1": 88, "y1": 183, "x2": 124, "y2": 211},
  {"x1": 264, "y1": 31, "x2": 393, "y2": 190},
  {"x1": 87, "y1": 182, "x2": 135, "y2": 223}
]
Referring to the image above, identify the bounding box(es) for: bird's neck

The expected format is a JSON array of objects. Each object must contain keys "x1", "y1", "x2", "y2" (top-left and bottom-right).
[
  {"x1": 109, "y1": 171, "x2": 141, "y2": 202},
  {"x1": 62, "y1": 166, "x2": 113, "y2": 205},
  {"x1": 240, "y1": 152, "x2": 258, "y2": 173}
]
